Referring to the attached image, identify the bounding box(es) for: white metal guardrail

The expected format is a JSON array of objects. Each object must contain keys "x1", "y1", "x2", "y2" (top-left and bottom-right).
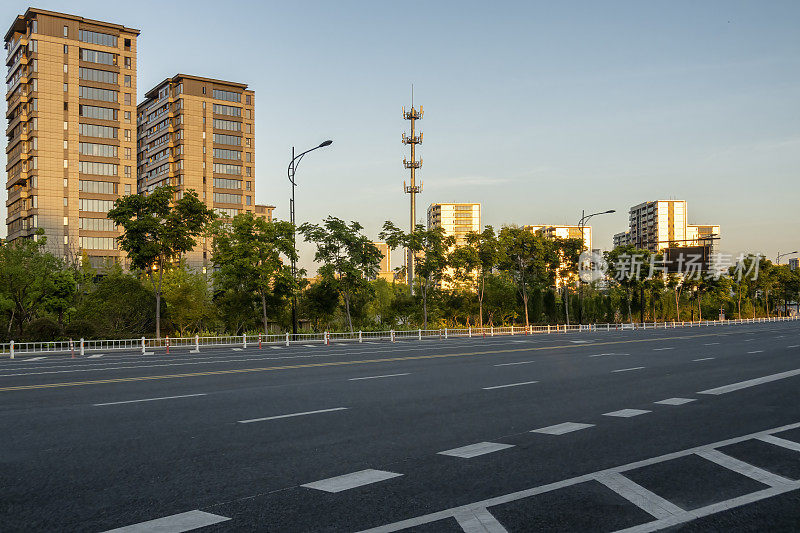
[{"x1": 0, "y1": 316, "x2": 797, "y2": 359}]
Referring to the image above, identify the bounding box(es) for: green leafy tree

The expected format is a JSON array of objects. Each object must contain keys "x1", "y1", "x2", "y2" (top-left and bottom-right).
[
  {"x1": 380, "y1": 221, "x2": 455, "y2": 329},
  {"x1": 212, "y1": 212, "x2": 296, "y2": 334},
  {"x1": 301, "y1": 216, "x2": 382, "y2": 333},
  {"x1": 449, "y1": 226, "x2": 499, "y2": 330},
  {"x1": 107, "y1": 186, "x2": 215, "y2": 338},
  {"x1": 161, "y1": 265, "x2": 214, "y2": 336},
  {"x1": 43, "y1": 269, "x2": 77, "y2": 331}
]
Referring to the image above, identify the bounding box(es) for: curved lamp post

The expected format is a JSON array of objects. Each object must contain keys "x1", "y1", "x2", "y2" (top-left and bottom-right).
[
  {"x1": 289, "y1": 140, "x2": 333, "y2": 337},
  {"x1": 577, "y1": 209, "x2": 615, "y2": 325}
]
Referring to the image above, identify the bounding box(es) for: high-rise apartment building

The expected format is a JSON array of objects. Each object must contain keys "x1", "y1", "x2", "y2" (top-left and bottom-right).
[
  {"x1": 5, "y1": 8, "x2": 139, "y2": 266},
  {"x1": 427, "y1": 202, "x2": 481, "y2": 288},
  {"x1": 613, "y1": 200, "x2": 719, "y2": 252},
  {"x1": 137, "y1": 74, "x2": 271, "y2": 268},
  {"x1": 371, "y1": 241, "x2": 394, "y2": 282},
  {"x1": 524, "y1": 224, "x2": 592, "y2": 252}
]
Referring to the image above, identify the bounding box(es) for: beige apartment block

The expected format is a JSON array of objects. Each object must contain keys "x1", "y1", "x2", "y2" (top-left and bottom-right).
[
  {"x1": 524, "y1": 224, "x2": 592, "y2": 252},
  {"x1": 137, "y1": 74, "x2": 273, "y2": 269},
  {"x1": 371, "y1": 241, "x2": 394, "y2": 282},
  {"x1": 613, "y1": 200, "x2": 720, "y2": 253},
  {"x1": 5, "y1": 8, "x2": 139, "y2": 267},
  {"x1": 427, "y1": 202, "x2": 481, "y2": 289}
]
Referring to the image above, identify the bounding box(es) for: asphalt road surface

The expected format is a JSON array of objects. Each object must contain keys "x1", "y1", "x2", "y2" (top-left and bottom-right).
[{"x1": 2, "y1": 322, "x2": 799, "y2": 532}]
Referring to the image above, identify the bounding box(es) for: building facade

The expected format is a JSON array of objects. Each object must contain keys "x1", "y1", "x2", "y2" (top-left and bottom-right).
[
  {"x1": 427, "y1": 202, "x2": 481, "y2": 288},
  {"x1": 5, "y1": 8, "x2": 139, "y2": 266},
  {"x1": 137, "y1": 74, "x2": 271, "y2": 268},
  {"x1": 524, "y1": 224, "x2": 592, "y2": 252},
  {"x1": 613, "y1": 200, "x2": 719, "y2": 253},
  {"x1": 371, "y1": 241, "x2": 394, "y2": 282}
]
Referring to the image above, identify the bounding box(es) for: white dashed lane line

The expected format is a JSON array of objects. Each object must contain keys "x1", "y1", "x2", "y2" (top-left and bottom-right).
[
  {"x1": 654, "y1": 397, "x2": 696, "y2": 405},
  {"x1": 612, "y1": 366, "x2": 645, "y2": 373},
  {"x1": 349, "y1": 373, "x2": 410, "y2": 381},
  {"x1": 302, "y1": 469, "x2": 402, "y2": 493},
  {"x1": 698, "y1": 368, "x2": 800, "y2": 395},
  {"x1": 603, "y1": 409, "x2": 651, "y2": 418},
  {"x1": 238, "y1": 407, "x2": 348, "y2": 424},
  {"x1": 531, "y1": 422, "x2": 594, "y2": 435},
  {"x1": 493, "y1": 361, "x2": 536, "y2": 367},
  {"x1": 704, "y1": 342, "x2": 720, "y2": 346},
  {"x1": 482, "y1": 380, "x2": 539, "y2": 390},
  {"x1": 747, "y1": 350, "x2": 764, "y2": 354},
  {"x1": 94, "y1": 393, "x2": 207, "y2": 407},
  {"x1": 652, "y1": 347, "x2": 674, "y2": 351},
  {"x1": 438, "y1": 442, "x2": 515, "y2": 459},
  {"x1": 693, "y1": 357, "x2": 715, "y2": 362},
  {"x1": 101, "y1": 510, "x2": 230, "y2": 532}
]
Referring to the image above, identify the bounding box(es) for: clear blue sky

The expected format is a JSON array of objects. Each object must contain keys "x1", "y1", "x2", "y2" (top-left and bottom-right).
[{"x1": 3, "y1": 1, "x2": 799, "y2": 269}]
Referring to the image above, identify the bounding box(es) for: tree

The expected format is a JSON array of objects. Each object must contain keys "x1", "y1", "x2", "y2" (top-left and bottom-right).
[
  {"x1": 301, "y1": 216, "x2": 382, "y2": 333},
  {"x1": 161, "y1": 265, "x2": 213, "y2": 336},
  {"x1": 0, "y1": 231, "x2": 64, "y2": 338},
  {"x1": 380, "y1": 221, "x2": 454, "y2": 329},
  {"x1": 555, "y1": 237, "x2": 583, "y2": 325},
  {"x1": 107, "y1": 186, "x2": 215, "y2": 338},
  {"x1": 449, "y1": 226, "x2": 499, "y2": 330},
  {"x1": 212, "y1": 212, "x2": 296, "y2": 334},
  {"x1": 606, "y1": 245, "x2": 652, "y2": 322}
]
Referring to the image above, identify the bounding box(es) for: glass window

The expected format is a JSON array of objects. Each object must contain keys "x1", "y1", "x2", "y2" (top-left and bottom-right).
[
  {"x1": 213, "y1": 193, "x2": 241, "y2": 204},
  {"x1": 79, "y1": 161, "x2": 118, "y2": 176},
  {"x1": 79, "y1": 30, "x2": 118, "y2": 48},
  {"x1": 79, "y1": 48, "x2": 116, "y2": 65},
  {"x1": 213, "y1": 89, "x2": 241, "y2": 102},
  {"x1": 213, "y1": 133, "x2": 241, "y2": 145},
  {"x1": 79, "y1": 142, "x2": 118, "y2": 157},
  {"x1": 79, "y1": 123, "x2": 118, "y2": 138},
  {"x1": 213, "y1": 119, "x2": 241, "y2": 131},
  {"x1": 79, "y1": 67, "x2": 117, "y2": 84},
  {"x1": 213, "y1": 178, "x2": 241, "y2": 189},
  {"x1": 213, "y1": 163, "x2": 241, "y2": 175},
  {"x1": 213, "y1": 148, "x2": 241, "y2": 160},
  {"x1": 79, "y1": 105, "x2": 117, "y2": 120},
  {"x1": 63, "y1": 25, "x2": 68, "y2": 37},
  {"x1": 79, "y1": 86, "x2": 118, "y2": 102}
]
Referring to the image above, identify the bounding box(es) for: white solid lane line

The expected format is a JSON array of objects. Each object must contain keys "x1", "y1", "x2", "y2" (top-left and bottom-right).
[
  {"x1": 747, "y1": 350, "x2": 764, "y2": 354},
  {"x1": 349, "y1": 373, "x2": 410, "y2": 381},
  {"x1": 757, "y1": 435, "x2": 800, "y2": 453},
  {"x1": 612, "y1": 366, "x2": 645, "y2": 373},
  {"x1": 101, "y1": 510, "x2": 230, "y2": 532},
  {"x1": 654, "y1": 397, "x2": 696, "y2": 405},
  {"x1": 603, "y1": 409, "x2": 651, "y2": 418},
  {"x1": 493, "y1": 361, "x2": 536, "y2": 366},
  {"x1": 698, "y1": 368, "x2": 800, "y2": 395},
  {"x1": 704, "y1": 342, "x2": 720, "y2": 346},
  {"x1": 302, "y1": 469, "x2": 402, "y2": 493},
  {"x1": 94, "y1": 393, "x2": 207, "y2": 407},
  {"x1": 482, "y1": 380, "x2": 539, "y2": 390},
  {"x1": 595, "y1": 472, "x2": 683, "y2": 519},
  {"x1": 693, "y1": 357, "x2": 715, "y2": 362},
  {"x1": 454, "y1": 508, "x2": 509, "y2": 533},
  {"x1": 696, "y1": 449, "x2": 795, "y2": 488},
  {"x1": 652, "y1": 347, "x2": 674, "y2": 351},
  {"x1": 87, "y1": 354, "x2": 105, "y2": 358},
  {"x1": 438, "y1": 442, "x2": 515, "y2": 459},
  {"x1": 26, "y1": 357, "x2": 47, "y2": 361},
  {"x1": 238, "y1": 407, "x2": 348, "y2": 424},
  {"x1": 589, "y1": 353, "x2": 629, "y2": 358},
  {"x1": 788, "y1": 345, "x2": 800, "y2": 348},
  {"x1": 531, "y1": 422, "x2": 594, "y2": 435}
]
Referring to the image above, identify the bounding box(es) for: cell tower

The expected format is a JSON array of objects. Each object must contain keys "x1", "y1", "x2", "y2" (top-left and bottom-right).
[{"x1": 402, "y1": 95, "x2": 423, "y2": 289}]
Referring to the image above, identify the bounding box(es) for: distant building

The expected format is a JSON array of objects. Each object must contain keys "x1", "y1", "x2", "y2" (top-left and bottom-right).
[
  {"x1": 427, "y1": 202, "x2": 481, "y2": 288},
  {"x1": 613, "y1": 200, "x2": 719, "y2": 253},
  {"x1": 254, "y1": 204, "x2": 274, "y2": 221},
  {"x1": 789, "y1": 258, "x2": 799, "y2": 271},
  {"x1": 524, "y1": 224, "x2": 592, "y2": 252},
  {"x1": 372, "y1": 241, "x2": 394, "y2": 282}
]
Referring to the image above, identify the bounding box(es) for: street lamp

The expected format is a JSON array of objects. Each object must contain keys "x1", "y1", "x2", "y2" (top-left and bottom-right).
[
  {"x1": 289, "y1": 140, "x2": 333, "y2": 338},
  {"x1": 776, "y1": 251, "x2": 798, "y2": 265},
  {"x1": 577, "y1": 209, "x2": 616, "y2": 325}
]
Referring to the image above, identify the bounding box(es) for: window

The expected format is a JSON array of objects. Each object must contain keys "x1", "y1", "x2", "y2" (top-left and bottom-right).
[
  {"x1": 213, "y1": 178, "x2": 241, "y2": 189},
  {"x1": 246, "y1": 196, "x2": 251, "y2": 206},
  {"x1": 64, "y1": 121, "x2": 68, "y2": 130},
  {"x1": 79, "y1": 30, "x2": 118, "y2": 48},
  {"x1": 64, "y1": 44, "x2": 68, "y2": 54},
  {"x1": 246, "y1": 152, "x2": 252, "y2": 162},
  {"x1": 64, "y1": 83, "x2": 68, "y2": 92},
  {"x1": 245, "y1": 123, "x2": 252, "y2": 134},
  {"x1": 246, "y1": 181, "x2": 251, "y2": 191},
  {"x1": 213, "y1": 163, "x2": 241, "y2": 175},
  {"x1": 213, "y1": 119, "x2": 241, "y2": 131},
  {"x1": 245, "y1": 109, "x2": 251, "y2": 119},
  {"x1": 79, "y1": 180, "x2": 116, "y2": 194},
  {"x1": 32, "y1": 20, "x2": 37, "y2": 34},
  {"x1": 64, "y1": 64, "x2": 68, "y2": 73},
  {"x1": 124, "y1": 93, "x2": 131, "y2": 105},
  {"x1": 246, "y1": 95, "x2": 251, "y2": 105},
  {"x1": 79, "y1": 86, "x2": 118, "y2": 102},
  {"x1": 64, "y1": 101, "x2": 68, "y2": 111},
  {"x1": 64, "y1": 197, "x2": 68, "y2": 206},
  {"x1": 80, "y1": 48, "x2": 116, "y2": 65},
  {"x1": 80, "y1": 105, "x2": 117, "y2": 121},
  {"x1": 79, "y1": 142, "x2": 118, "y2": 157},
  {"x1": 124, "y1": 166, "x2": 131, "y2": 177},
  {"x1": 79, "y1": 198, "x2": 115, "y2": 212},
  {"x1": 213, "y1": 193, "x2": 241, "y2": 204},
  {"x1": 245, "y1": 167, "x2": 251, "y2": 177},
  {"x1": 79, "y1": 236, "x2": 116, "y2": 250},
  {"x1": 124, "y1": 56, "x2": 131, "y2": 68},
  {"x1": 213, "y1": 148, "x2": 241, "y2": 160},
  {"x1": 63, "y1": 139, "x2": 68, "y2": 149},
  {"x1": 63, "y1": 25, "x2": 69, "y2": 37},
  {"x1": 79, "y1": 161, "x2": 118, "y2": 176},
  {"x1": 64, "y1": 159, "x2": 68, "y2": 168},
  {"x1": 64, "y1": 216, "x2": 69, "y2": 226},
  {"x1": 64, "y1": 236, "x2": 69, "y2": 245},
  {"x1": 124, "y1": 38, "x2": 131, "y2": 50},
  {"x1": 213, "y1": 104, "x2": 241, "y2": 117},
  {"x1": 124, "y1": 129, "x2": 131, "y2": 141},
  {"x1": 79, "y1": 67, "x2": 117, "y2": 84},
  {"x1": 125, "y1": 147, "x2": 131, "y2": 159},
  {"x1": 64, "y1": 178, "x2": 68, "y2": 187},
  {"x1": 79, "y1": 123, "x2": 118, "y2": 138},
  {"x1": 213, "y1": 89, "x2": 241, "y2": 102},
  {"x1": 124, "y1": 75, "x2": 131, "y2": 87},
  {"x1": 213, "y1": 133, "x2": 241, "y2": 145},
  {"x1": 79, "y1": 217, "x2": 116, "y2": 231},
  {"x1": 246, "y1": 138, "x2": 251, "y2": 147},
  {"x1": 124, "y1": 184, "x2": 131, "y2": 195},
  {"x1": 214, "y1": 207, "x2": 238, "y2": 218}
]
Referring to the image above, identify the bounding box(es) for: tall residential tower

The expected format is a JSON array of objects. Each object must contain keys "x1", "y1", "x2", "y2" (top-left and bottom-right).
[
  {"x1": 137, "y1": 74, "x2": 273, "y2": 268},
  {"x1": 5, "y1": 8, "x2": 139, "y2": 266}
]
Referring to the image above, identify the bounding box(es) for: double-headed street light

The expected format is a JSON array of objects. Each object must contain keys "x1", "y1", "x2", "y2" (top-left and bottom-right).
[
  {"x1": 289, "y1": 140, "x2": 333, "y2": 337},
  {"x1": 577, "y1": 209, "x2": 615, "y2": 325}
]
